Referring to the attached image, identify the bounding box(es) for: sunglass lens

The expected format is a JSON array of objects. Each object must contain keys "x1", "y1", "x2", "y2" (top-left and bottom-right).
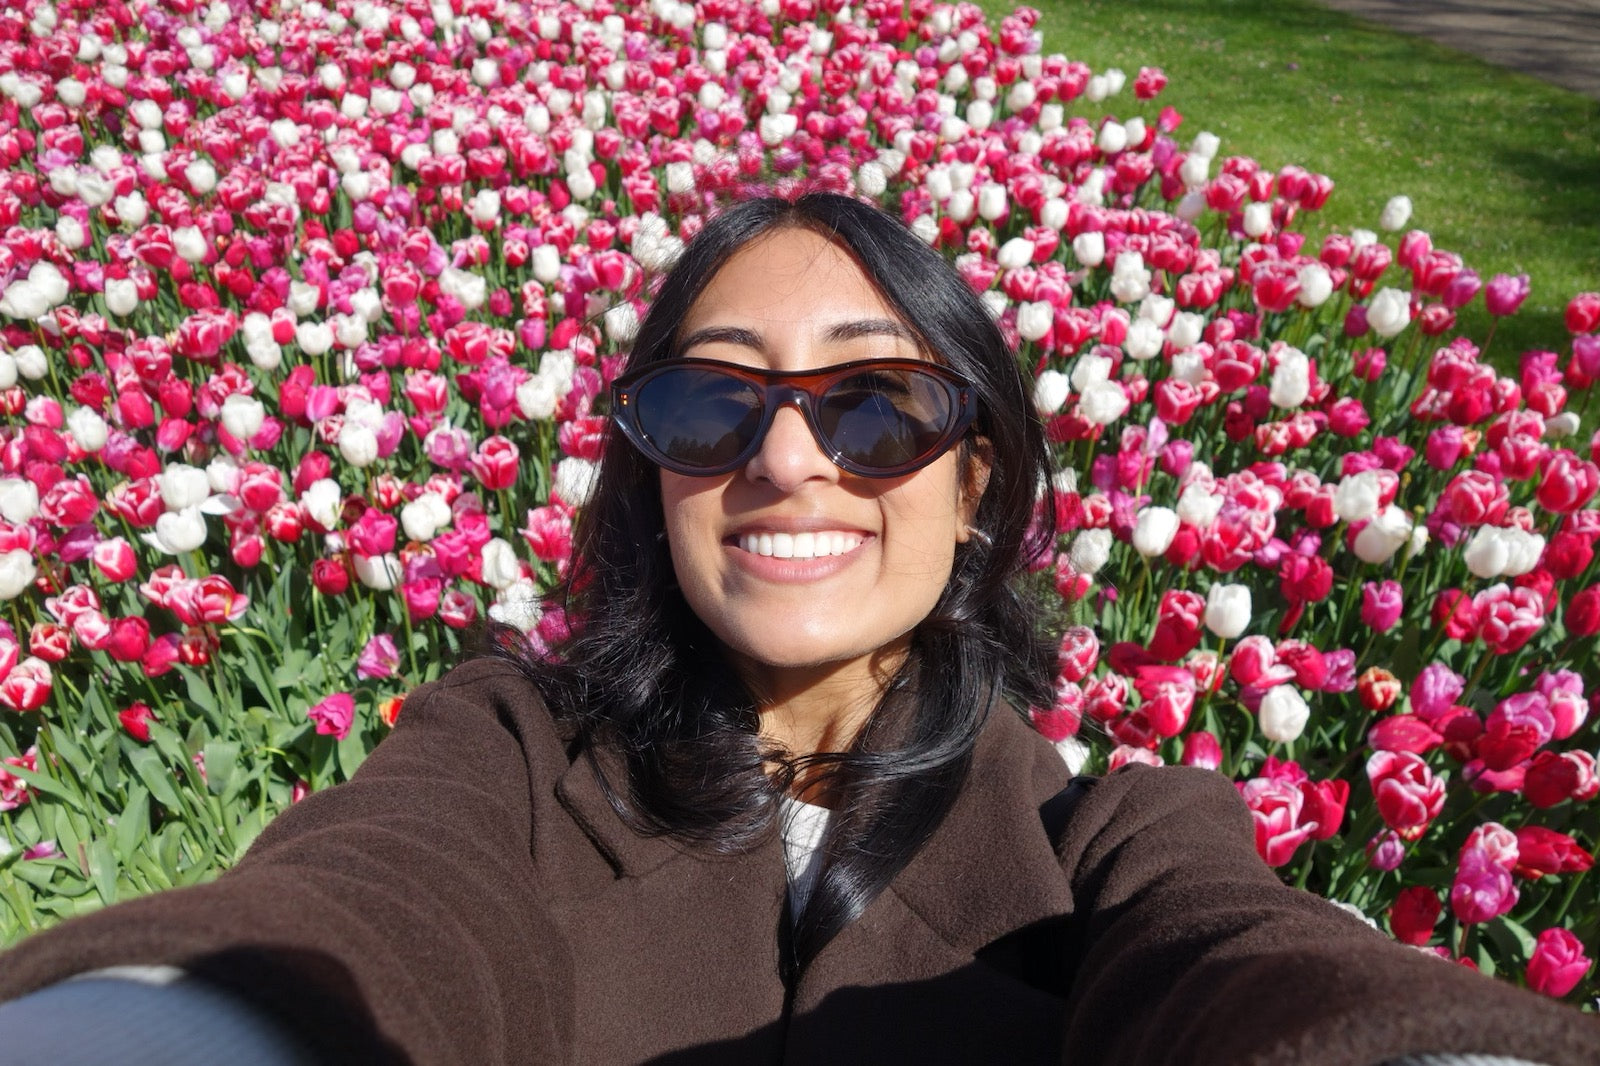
[
  {"x1": 818, "y1": 368, "x2": 955, "y2": 472},
  {"x1": 634, "y1": 367, "x2": 764, "y2": 470}
]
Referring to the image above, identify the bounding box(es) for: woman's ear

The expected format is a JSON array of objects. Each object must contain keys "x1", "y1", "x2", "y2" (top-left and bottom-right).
[{"x1": 954, "y1": 438, "x2": 993, "y2": 543}]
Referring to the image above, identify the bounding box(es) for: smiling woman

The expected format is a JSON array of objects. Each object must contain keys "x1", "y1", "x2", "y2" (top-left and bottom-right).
[{"x1": 0, "y1": 195, "x2": 1597, "y2": 1066}]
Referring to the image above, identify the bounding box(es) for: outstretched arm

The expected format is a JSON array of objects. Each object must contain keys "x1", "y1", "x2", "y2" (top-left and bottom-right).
[{"x1": 0, "y1": 658, "x2": 571, "y2": 1066}]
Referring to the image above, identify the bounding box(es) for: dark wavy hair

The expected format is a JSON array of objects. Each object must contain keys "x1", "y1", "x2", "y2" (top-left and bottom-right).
[{"x1": 494, "y1": 193, "x2": 1057, "y2": 979}]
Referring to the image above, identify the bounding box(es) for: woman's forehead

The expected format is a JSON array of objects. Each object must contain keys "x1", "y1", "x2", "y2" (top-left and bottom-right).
[{"x1": 679, "y1": 227, "x2": 907, "y2": 340}]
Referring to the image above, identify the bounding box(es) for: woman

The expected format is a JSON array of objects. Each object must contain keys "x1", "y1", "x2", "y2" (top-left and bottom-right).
[{"x1": 0, "y1": 194, "x2": 1595, "y2": 1065}]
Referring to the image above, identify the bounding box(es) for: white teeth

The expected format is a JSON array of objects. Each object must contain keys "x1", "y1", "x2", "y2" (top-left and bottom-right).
[{"x1": 738, "y1": 531, "x2": 863, "y2": 559}]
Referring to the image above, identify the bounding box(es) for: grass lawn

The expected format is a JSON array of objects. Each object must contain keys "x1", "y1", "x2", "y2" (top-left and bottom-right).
[{"x1": 986, "y1": 0, "x2": 1600, "y2": 360}]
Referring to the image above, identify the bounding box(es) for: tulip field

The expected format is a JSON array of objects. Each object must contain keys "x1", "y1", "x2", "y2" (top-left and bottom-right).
[{"x1": 0, "y1": 0, "x2": 1595, "y2": 1003}]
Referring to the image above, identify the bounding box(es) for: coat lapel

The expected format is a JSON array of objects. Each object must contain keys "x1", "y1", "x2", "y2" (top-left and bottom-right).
[{"x1": 786, "y1": 708, "x2": 1077, "y2": 1064}]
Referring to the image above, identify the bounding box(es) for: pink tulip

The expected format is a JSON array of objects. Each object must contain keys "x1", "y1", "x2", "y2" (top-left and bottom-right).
[
  {"x1": 1366, "y1": 750, "x2": 1446, "y2": 833},
  {"x1": 357, "y1": 634, "x2": 402, "y2": 680},
  {"x1": 1450, "y1": 845, "x2": 1519, "y2": 924},
  {"x1": 308, "y1": 692, "x2": 356, "y2": 740},
  {"x1": 1484, "y1": 272, "x2": 1531, "y2": 316},
  {"x1": 1526, "y1": 929, "x2": 1592, "y2": 998},
  {"x1": 1360, "y1": 580, "x2": 1403, "y2": 631}
]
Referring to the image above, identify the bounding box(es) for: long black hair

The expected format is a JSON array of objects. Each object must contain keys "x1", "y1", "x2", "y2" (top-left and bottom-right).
[{"x1": 493, "y1": 193, "x2": 1057, "y2": 978}]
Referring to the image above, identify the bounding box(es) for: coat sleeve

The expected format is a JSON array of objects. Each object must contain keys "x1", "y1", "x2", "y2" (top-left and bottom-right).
[
  {"x1": 1055, "y1": 764, "x2": 1600, "y2": 1066},
  {"x1": 0, "y1": 657, "x2": 572, "y2": 1066}
]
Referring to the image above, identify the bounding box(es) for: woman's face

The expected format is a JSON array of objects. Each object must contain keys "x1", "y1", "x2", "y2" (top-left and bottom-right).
[{"x1": 660, "y1": 227, "x2": 984, "y2": 702}]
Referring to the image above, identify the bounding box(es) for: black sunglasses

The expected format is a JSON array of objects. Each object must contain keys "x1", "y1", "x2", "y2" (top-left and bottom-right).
[{"x1": 609, "y1": 357, "x2": 978, "y2": 478}]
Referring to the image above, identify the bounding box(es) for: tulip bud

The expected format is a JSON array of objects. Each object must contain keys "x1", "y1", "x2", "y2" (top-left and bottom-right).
[
  {"x1": 1204, "y1": 583, "x2": 1251, "y2": 639},
  {"x1": 1032, "y1": 370, "x2": 1070, "y2": 416},
  {"x1": 1259, "y1": 686, "x2": 1310, "y2": 743},
  {"x1": 1367, "y1": 287, "x2": 1412, "y2": 338},
  {"x1": 1378, "y1": 195, "x2": 1413, "y2": 232},
  {"x1": 1132, "y1": 507, "x2": 1179, "y2": 557}
]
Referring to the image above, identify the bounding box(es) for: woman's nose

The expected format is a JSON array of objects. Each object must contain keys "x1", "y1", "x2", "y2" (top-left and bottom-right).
[{"x1": 744, "y1": 403, "x2": 839, "y2": 491}]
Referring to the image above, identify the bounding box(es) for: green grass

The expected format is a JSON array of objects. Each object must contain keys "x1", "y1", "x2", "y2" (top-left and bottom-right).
[{"x1": 988, "y1": 0, "x2": 1600, "y2": 358}]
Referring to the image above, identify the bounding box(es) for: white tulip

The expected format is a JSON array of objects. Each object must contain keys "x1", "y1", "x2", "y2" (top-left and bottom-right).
[
  {"x1": 1269, "y1": 347, "x2": 1311, "y2": 408},
  {"x1": 0, "y1": 281, "x2": 47, "y2": 321},
  {"x1": 113, "y1": 192, "x2": 148, "y2": 227},
  {"x1": 1078, "y1": 380, "x2": 1129, "y2": 426},
  {"x1": 1545, "y1": 412, "x2": 1581, "y2": 439},
  {"x1": 553, "y1": 457, "x2": 599, "y2": 507},
  {"x1": 0, "y1": 549, "x2": 37, "y2": 600},
  {"x1": 296, "y1": 321, "x2": 334, "y2": 356},
  {"x1": 481, "y1": 538, "x2": 522, "y2": 590},
  {"x1": 400, "y1": 493, "x2": 451, "y2": 542},
  {"x1": 220, "y1": 394, "x2": 266, "y2": 443},
  {"x1": 1179, "y1": 153, "x2": 1210, "y2": 188},
  {"x1": 353, "y1": 552, "x2": 402, "y2": 591},
  {"x1": 467, "y1": 188, "x2": 501, "y2": 226},
  {"x1": 10, "y1": 346, "x2": 43, "y2": 381},
  {"x1": 1124, "y1": 318, "x2": 1165, "y2": 361},
  {"x1": 1242, "y1": 202, "x2": 1273, "y2": 239},
  {"x1": 855, "y1": 161, "x2": 887, "y2": 198},
  {"x1": 946, "y1": 189, "x2": 976, "y2": 224},
  {"x1": 184, "y1": 160, "x2": 217, "y2": 195},
  {"x1": 1071, "y1": 231, "x2": 1106, "y2": 268},
  {"x1": 438, "y1": 266, "x2": 486, "y2": 310},
  {"x1": 1032, "y1": 370, "x2": 1071, "y2": 416},
  {"x1": 1039, "y1": 197, "x2": 1069, "y2": 231},
  {"x1": 104, "y1": 277, "x2": 138, "y2": 316},
  {"x1": 0, "y1": 478, "x2": 40, "y2": 523},
  {"x1": 301, "y1": 479, "x2": 342, "y2": 531},
  {"x1": 1379, "y1": 195, "x2": 1413, "y2": 232},
  {"x1": 1168, "y1": 311, "x2": 1206, "y2": 349},
  {"x1": 1070, "y1": 353, "x2": 1113, "y2": 392},
  {"x1": 55, "y1": 215, "x2": 87, "y2": 250},
  {"x1": 1067, "y1": 529, "x2": 1113, "y2": 575},
  {"x1": 1368, "y1": 288, "x2": 1412, "y2": 339},
  {"x1": 1177, "y1": 483, "x2": 1225, "y2": 529},
  {"x1": 1333, "y1": 470, "x2": 1383, "y2": 524},
  {"x1": 1132, "y1": 507, "x2": 1180, "y2": 557},
  {"x1": 1463, "y1": 525, "x2": 1514, "y2": 579},
  {"x1": 67, "y1": 407, "x2": 108, "y2": 452},
  {"x1": 1259, "y1": 687, "x2": 1310, "y2": 743},
  {"x1": 1097, "y1": 121, "x2": 1127, "y2": 154},
  {"x1": 158, "y1": 463, "x2": 212, "y2": 511},
  {"x1": 1296, "y1": 263, "x2": 1334, "y2": 308},
  {"x1": 996, "y1": 237, "x2": 1034, "y2": 270},
  {"x1": 1353, "y1": 505, "x2": 1413, "y2": 564},
  {"x1": 1205, "y1": 583, "x2": 1252, "y2": 639},
  {"x1": 338, "y1": 422, "x2": 379, "y2": 468},
  {"x1": 531, "y1": 244, "x2": 562, "y2": 285},
  {"x1": 489, "y1": 578, "x2": 542, "y2": 633},
  {"x1": 144, "y1": 506, "x2": 208, "y2": 554},
  {"x1": 287, "y1": 280, "x2": 321, "y2": 317},
  {"x1": 516, "y1": 376, "x2": 559, "y2": 420},
  {"x1": 1016, "y1": 301, "x2": 1054, "y2": 343}
]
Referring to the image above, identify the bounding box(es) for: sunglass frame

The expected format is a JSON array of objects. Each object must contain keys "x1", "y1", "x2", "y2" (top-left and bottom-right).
[{"x1": 609, "y1": 356, "x2": 979, "y2": 478}]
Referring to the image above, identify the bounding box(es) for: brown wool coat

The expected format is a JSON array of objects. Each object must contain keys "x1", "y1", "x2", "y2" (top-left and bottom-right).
[{"x1": 0, "y1": 657, "x2": 1596, "y2": 1065}]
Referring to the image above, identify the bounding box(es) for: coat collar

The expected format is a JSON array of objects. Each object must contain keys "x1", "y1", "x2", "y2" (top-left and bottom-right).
[
  {"x1": 871, "y1": 705, "x2": 1077, "y2": 955},
  {"x1": 553, "y1": 740, "x2": 694, "y2": 879},
  {"x1": 553, "y1": 702, "x2": 1075, "y2": 952}
]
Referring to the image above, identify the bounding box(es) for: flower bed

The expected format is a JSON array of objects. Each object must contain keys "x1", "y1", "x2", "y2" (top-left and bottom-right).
[{"x1": 0, "y1": 0, "x2": 1594, "y2": 1001}]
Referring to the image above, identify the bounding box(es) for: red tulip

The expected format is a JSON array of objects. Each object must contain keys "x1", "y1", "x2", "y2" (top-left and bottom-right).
[{"x1": 1388, "y1": 885, "x2": 1442, "y2": 946}]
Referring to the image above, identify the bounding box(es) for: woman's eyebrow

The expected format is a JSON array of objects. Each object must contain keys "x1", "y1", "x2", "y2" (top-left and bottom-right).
[
  {"x1": 677, "y1": 319, "x2": 915, "y2": 352},
  {"x1": 677, "y1": 325, "x2": 766, "y2": 352},
  {"x1": 823, "y1": 318, "x2": 917, "y2": 344}
]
